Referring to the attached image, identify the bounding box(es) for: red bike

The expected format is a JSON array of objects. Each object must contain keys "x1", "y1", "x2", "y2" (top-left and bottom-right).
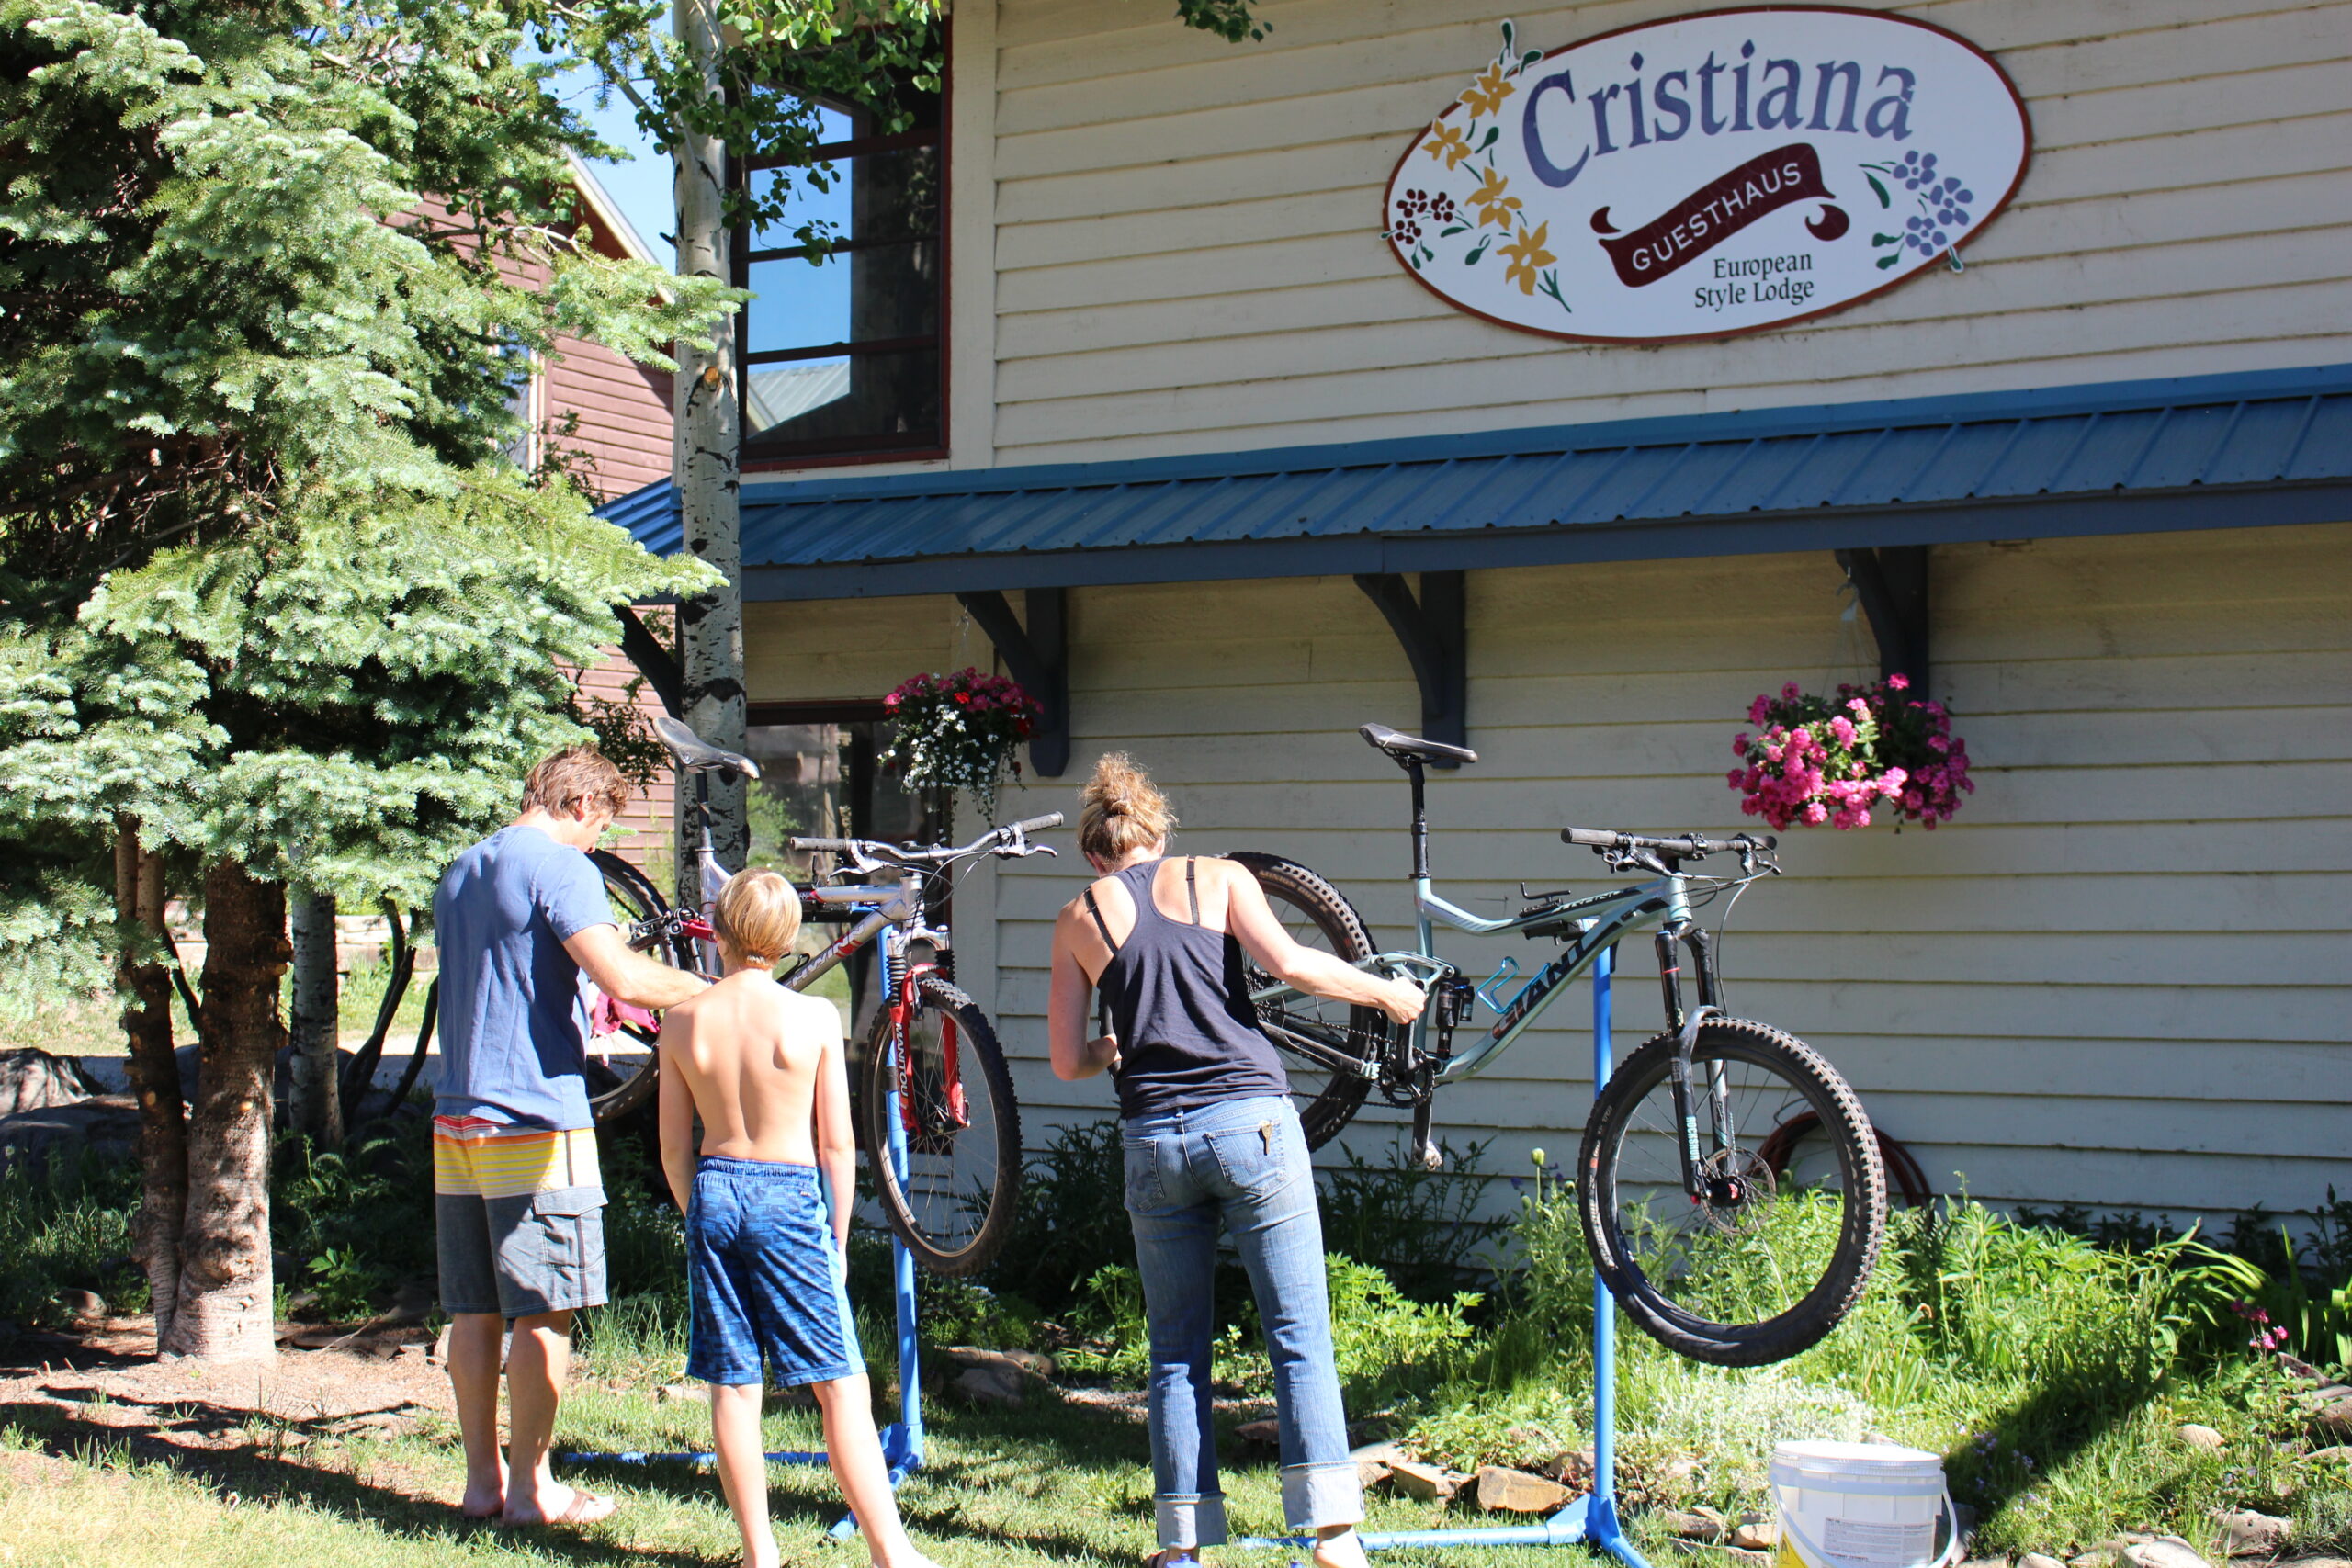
[{"x1": 587, "y1": 717, "x2": 1059, "y2": 1277}]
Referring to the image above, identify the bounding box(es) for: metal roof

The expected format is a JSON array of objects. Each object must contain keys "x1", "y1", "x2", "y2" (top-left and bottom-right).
[{"x1": 602, "y1": 365, "x2": 2352, "y2": 601}]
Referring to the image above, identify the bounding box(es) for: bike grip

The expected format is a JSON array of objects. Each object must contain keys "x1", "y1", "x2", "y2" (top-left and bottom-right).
[
  {"x1": 1561, "y1": 827, "x2": 1621, "y2": 847},
  {"x1": 1008, "y1": 812, "x2": 1064, "y2": 835},
  {"x1": 790, "y1": 837, "x2": 858, "y2": 853}
]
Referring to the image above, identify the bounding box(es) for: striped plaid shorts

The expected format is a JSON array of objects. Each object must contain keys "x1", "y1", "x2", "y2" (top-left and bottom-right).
[{"x1": 433, "y1": 1116, "x2": 607, "y2": 1318}]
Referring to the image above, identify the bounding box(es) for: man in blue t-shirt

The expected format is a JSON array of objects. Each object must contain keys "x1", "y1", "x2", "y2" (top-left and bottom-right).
[{"x1": 430, "y1": 745, "x2": 707, "y2": 1527}]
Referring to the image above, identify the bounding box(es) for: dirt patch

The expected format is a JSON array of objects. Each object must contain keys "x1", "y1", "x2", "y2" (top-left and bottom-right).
[{"x1": 0, "y1": 1314, "x2": 457, "y2": 1488}]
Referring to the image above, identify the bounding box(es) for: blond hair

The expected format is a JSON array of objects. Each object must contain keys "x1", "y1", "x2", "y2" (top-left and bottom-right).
[
  {"x1": 1078, "y1": 751, "x2": 1177, "y2": 862},
  {"x1": 713, "y1": 868, "x2": 802, "y2": 964},
  {"x1": 521, "y1": 746, "x2": 629, "y2": 820}
]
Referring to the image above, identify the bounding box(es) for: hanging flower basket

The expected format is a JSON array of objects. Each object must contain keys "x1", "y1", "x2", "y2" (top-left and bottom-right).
[
  {"x1": 1729, "y1": 674, "x2": 1973, "y2": 830},
  {"x1": 881, "y1": 667, "x2": 1042, "y2": 824}
]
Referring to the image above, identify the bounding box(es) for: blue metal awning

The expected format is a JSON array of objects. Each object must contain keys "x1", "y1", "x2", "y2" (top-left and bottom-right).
[{"x1": 601, "y1": 365, "x2": 2352, "y2": 602}]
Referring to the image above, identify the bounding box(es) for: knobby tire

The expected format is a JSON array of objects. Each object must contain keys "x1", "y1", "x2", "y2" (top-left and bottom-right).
[
  {"x1": 1227, "y1": 852, "x2": 1380, "y2": 1150},
  {"x1": 1577, "y1": 1017, "x2": 1886, "y2": 1367},
  {"x1": 860, "y1": 971, "x2": 1023, "y2": 1277}
]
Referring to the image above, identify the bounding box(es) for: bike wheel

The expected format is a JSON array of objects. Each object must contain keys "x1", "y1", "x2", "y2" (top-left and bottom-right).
[
  {"x1": 1577, "y1": 1018, "x2": 1885, "y2": 1367},
  {"x1": 585, "y1": 850, "x2": 694, "y2": 1123},
  {"x1": 859, "y1": 969, "x2": 1023, "y2": 1277},
  {"x1": 1227, "y1": 852, "x2": 1379, "y2": 1150}
]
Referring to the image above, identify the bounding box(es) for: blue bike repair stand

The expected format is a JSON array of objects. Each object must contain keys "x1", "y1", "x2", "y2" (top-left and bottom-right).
[
  {"x1": 1241, "y1": 946, "x2": 1651, "y2": 1567},
  {"x1": 558, "y1": 1086, "x2": 926, "y2": 1541}
]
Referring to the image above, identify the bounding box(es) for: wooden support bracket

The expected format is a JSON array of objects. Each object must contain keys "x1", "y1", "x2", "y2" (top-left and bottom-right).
[
  {"x1": 615, "y1": 604, "x2": 684, "y2": 718},
  {"x1": 1352, "y1": 570, "x2": 1468, "y2": 766},
  {"x1": 956, "y1": 587, "x2": 1071, "y2": 778},
  {"x1": 1834, "y1": 546, "x2": 1931, "y2": 694}
]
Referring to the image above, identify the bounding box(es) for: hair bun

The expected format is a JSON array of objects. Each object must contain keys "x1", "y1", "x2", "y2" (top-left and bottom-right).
[{"x1": 1078, "y1": 751, "x2": 1176, "y2": 860}]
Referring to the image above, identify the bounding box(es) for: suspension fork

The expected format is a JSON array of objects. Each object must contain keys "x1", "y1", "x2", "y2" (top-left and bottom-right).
[
  {"x1": 885, "y1": 921, "x2": 967, "y2": 1134},
  {"x1": 1652, "y1": 876, "x2": 1733, "y2": 1201}
]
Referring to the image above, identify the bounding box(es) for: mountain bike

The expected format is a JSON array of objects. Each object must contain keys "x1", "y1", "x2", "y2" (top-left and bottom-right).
[
  {"x1": 1238, "y1": 722, "x2": 1887, "y2": 1367},
  {"x1": 585, "y1": 717, "x2": 1061, "y2": 1277}
]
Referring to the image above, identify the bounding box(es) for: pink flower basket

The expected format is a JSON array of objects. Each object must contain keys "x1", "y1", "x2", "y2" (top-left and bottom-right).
[
  {"x1": 1728, "y1": 673, "x2": 1973, "y2": 830},
  {"x1": 881, "y1": 667, "x2": 1042, "y2": 821}
]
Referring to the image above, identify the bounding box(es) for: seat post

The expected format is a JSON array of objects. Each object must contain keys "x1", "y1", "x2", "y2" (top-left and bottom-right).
[{"x1": 1408, "y1": 758, "x2": 1430, "y2": 882}]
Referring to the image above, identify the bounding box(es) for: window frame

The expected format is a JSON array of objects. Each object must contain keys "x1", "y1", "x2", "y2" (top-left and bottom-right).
[{"x1": 733, "y1": 42, "x2": 952, "y2": 474}]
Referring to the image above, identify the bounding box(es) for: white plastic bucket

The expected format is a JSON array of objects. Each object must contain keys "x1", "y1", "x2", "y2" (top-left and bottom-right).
[{"x1": 1770, "y1": 1440, "x2": 1959, "y2": 1568}]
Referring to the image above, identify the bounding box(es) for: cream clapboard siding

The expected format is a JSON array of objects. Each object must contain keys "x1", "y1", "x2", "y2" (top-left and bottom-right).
[
  {"x1": 981, "y1": 0, "x2": 2352, "y2": 464},
  {"x1": 746, "y1": 523, "x2": 2352, "y2": 1218}
]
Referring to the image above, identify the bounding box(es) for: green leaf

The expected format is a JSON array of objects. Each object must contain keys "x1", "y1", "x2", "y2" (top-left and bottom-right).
[
  {"x1": 1440, "y1": 224, "x2": 1467, "y2": 237},
  {"x1": 1480, "y1": 125, "x2": 1500, "y2": 150},
  {"x1": 1872, "y1": 233, "x2": 1900, "y2": 246},
  {"x1": 1864, "y1": 172, "x2": 1892, "y2": 208},
  {"x1": 1877, "y1": 253, "x2": 1902, "y2": 269}
]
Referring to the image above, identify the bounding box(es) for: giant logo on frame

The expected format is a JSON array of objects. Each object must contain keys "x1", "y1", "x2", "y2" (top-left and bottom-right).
[{"x1": 1384, "y1": 8, "x2": 2030, "y2": 344}]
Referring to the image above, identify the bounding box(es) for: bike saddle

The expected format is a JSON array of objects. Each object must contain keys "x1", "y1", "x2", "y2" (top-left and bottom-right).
[
  {"x1": 653, "y1": 716, "x2": 763, "y2": 779},
  {"x1": 1359, "y1": 721, "x2": 1478, "y2": 768}
]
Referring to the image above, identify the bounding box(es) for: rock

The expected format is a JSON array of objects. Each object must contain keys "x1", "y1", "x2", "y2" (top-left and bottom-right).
[
  {"x1": 2212, "y1": 1510, "x2": 2290, "y2": 1556},
  {"x1": 2177, "y1": 1422, "x2": 2227, "y2": 1451},
  {"x1": 655, "y1": 1382, "x2": 706, "y2": 1404},
  {"x1": 367, "y1": 1339, "x2": 400, "y2": 1359},
  {"x1": 1387, "y1": 1461, "x2": 1463, "y2": 1503},
  {"x1": 0, "y1": 1096, "x2": 142, "y2": 1170},
  {"x1": 430, "y1": 1324, "x2": 451, "y2": 1364},
  {"x1": 1956, "y1": 1559, "x2": 2008, "y2": 1568},
  {"x1": 1661, "y1": 1506, "x2": 1727, "y2": 1542},
  {"x1": 1235, "y1": 1418, "x2": 1279, "y2": 1446},
  {"x1": 1475, "y1": 1465, "x2": 1570, "y2": 1514},
  {"x1": 942, "y1": 1345, "x2": 1053, "y2": 1377},
  {"x1": 1952, "y1": 1502, "x2": 1978, "y2": 1545},
  {"x1": 2312, "y1": 1396, "x2": 2352, "y2": 1438},
  {"x1": 0, "y1": 1050, "x2": 101, "y2": 1114},
  {"x1": 2072, "y1": 1551, "x2": 2128, "y2": 1568},
  {"x1": 950, "y1": 1364, "x2": 1026, "y2": 1406},
  {"x1": 57, "y1": 1288, "x2": 106, "y2": 1323},
  {"x1": 2124, "y1": 1540, "x2": 2215, "y2": 1568},
  {"x1": 2021, "y1": 1553, "x2": 2068, "y2": 1568},
  {"x1": 1728, "y1": 1515, "x2": 1780, "y2": 1551},
  {"x1": 2305, "y1": 1444, "x2": 2352, "y2": 1463},
  {"x1": 1549, "y1": 1445, "x2": 1597, "y2": 1483},
  {"x1": 1350, "y1": 1440, "x2": 1404, "y2": 1487}
]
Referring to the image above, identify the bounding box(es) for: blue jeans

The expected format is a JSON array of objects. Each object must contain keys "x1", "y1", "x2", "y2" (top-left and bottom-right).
[{"x1": 1124, "y1": 1095, "x2": 1362, "y2": 1550}]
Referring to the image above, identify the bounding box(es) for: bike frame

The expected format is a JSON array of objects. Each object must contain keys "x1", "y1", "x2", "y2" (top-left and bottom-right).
[{"x1": 1253, "y1": 753, "x2": 1750, "y2": 1195}]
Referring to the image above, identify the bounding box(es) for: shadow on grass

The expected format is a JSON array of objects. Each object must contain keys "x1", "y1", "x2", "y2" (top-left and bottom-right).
[
  {"x1": 563, "y1": 1390, "x2": 1167, "y2": 1562},
  {"x1": 0, "y1": 1400, "x2": 709, "y2": 1567}
]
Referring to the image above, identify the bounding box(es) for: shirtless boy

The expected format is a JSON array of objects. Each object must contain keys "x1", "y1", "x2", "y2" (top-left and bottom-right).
[{"x1": 657, "y1": 867, "x2": 940, "y2": 1568}]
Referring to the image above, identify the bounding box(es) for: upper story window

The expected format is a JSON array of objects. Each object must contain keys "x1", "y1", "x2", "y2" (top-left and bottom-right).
[{"x1": 737, "y1": 66, "x2": 944, "y2": 467}]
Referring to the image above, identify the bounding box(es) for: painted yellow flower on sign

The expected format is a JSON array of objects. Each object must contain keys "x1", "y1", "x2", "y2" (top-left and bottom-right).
[
  {"x1": 1423, "y1": 118, "x2": 1472, "y2": 169},
  {"x1": 1500, "y1": 222, "x2": 1555, "y2": 295},
  {"x1": 1462, "y1": 63, "x2": 1516, "y2": 119},
  {"x1": 1468, "y1": 168, "x2": 1521, "y2": 230}
]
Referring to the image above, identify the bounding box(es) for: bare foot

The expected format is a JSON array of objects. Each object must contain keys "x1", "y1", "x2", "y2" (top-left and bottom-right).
[
  {"x1": 1312, "y1": 1529, "x2": 1369, "y2": 1568},
  {"x1": 500, "y1": 1483, "x2": 616, "y2": 1528},
  {"x1": 874, "y1": 1553, "x2": 944, "y2": 1568},
  {"x1": 458, "y1": 1473, "x2": 505, "y2": 1520}
]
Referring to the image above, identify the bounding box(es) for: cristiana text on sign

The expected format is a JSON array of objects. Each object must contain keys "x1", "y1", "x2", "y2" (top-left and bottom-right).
[{"x1": 1521, "y1": 41, "x2": 1920, "y2": 190}]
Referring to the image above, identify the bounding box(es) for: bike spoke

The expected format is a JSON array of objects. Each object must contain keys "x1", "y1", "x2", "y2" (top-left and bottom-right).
[
  {"x1": 879, "y1": 1008, "x2": 1006, "y2": 1258},
  {"x1": 1602, "y1": 1049, "x2": 1851, "y2": 1326}
]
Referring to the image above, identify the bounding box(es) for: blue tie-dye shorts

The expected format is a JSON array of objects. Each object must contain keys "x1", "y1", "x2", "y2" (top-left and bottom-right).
[{"x1": 685, "y1": 1156, "x2": 865, "y2": 1388}]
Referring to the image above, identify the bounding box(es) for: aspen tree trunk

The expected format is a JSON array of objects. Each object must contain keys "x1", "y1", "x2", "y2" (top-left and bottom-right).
[
  {"x1": 159, "y1": 861, "x2": 285, "y2": 1362},
  {"x1": 672, "y1": 0, "x2": 749, "y2": 908},
  {"x1": 286, "y1": 887, "x2": 342, "y2": 1148},
  {"x1": 115, "y1": 817, "x2": 187, "y2": 1348}
]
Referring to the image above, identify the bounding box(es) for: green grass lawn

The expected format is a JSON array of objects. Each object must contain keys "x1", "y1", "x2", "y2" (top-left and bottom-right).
[{"x1": 0, "y1": 1364, "x2": 1629, "y2": 1568}]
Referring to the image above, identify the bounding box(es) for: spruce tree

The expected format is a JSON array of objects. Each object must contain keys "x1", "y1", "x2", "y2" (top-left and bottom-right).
[{"x1": 0, "y1": 1, "x2": 729, "y2": 1359}]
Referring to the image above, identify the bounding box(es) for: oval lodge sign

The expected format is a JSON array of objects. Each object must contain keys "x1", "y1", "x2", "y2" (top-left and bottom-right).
[{"x1": 1385, "y1": 8, "x2": 2030, "y2": 344}]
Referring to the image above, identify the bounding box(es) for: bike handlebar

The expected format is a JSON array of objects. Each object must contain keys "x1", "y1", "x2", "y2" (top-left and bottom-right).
[
  {"x1": 1563, "y1": 826, "x2": 1777, "y2": 860},
  {"x1": 788, "y1": 813, "x2": 1063, "y2": 871}
]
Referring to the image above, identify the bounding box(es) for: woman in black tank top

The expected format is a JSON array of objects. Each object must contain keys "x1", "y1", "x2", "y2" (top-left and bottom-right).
[{"x1": 1048, "y1": 755, "x2": 1424, "y2": 1568}]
